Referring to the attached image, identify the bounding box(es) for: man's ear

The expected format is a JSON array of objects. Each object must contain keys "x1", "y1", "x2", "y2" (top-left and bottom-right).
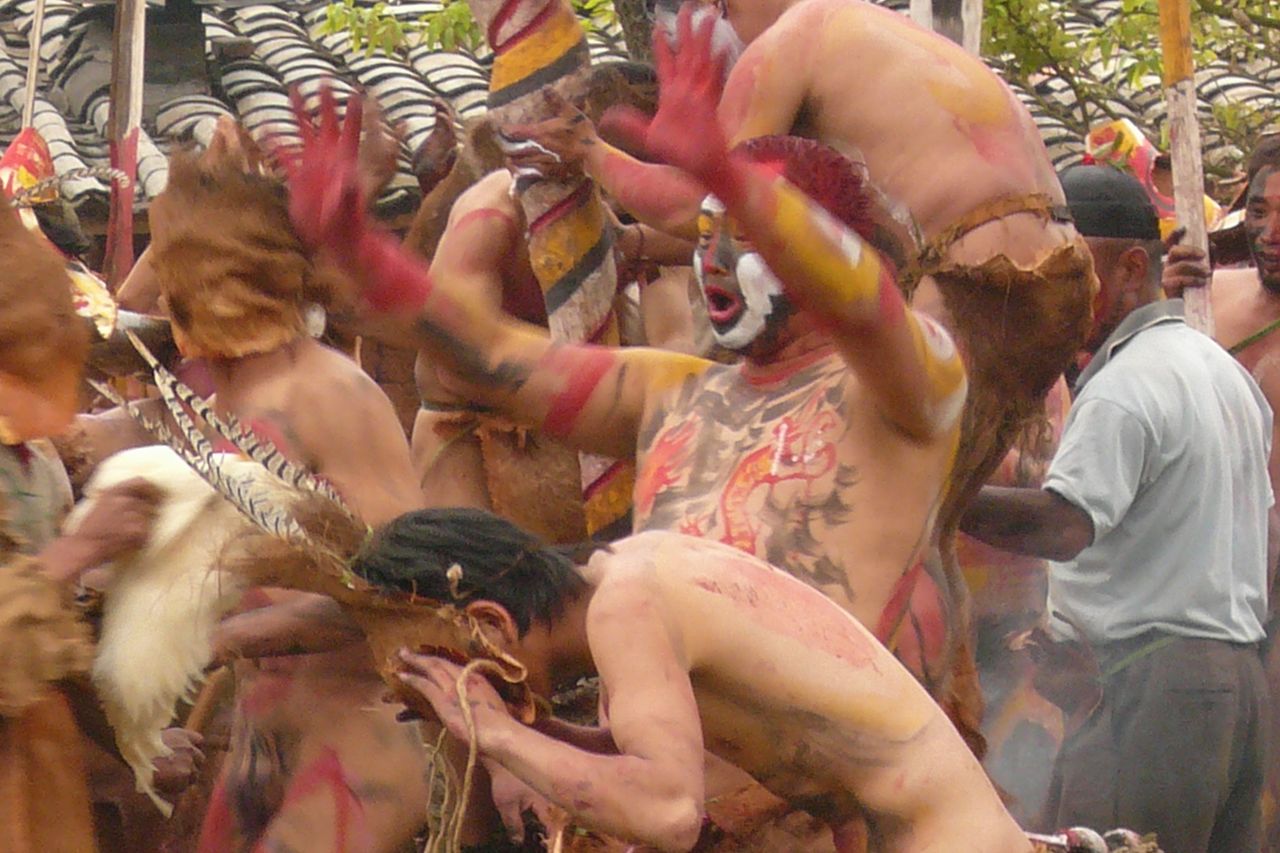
[
  {"x1": 1120, "y1": 245, "x2": 1152, "y2": 295},
  {"x1": 464, "y1": 600, "x2": 520, "y2": 648}
]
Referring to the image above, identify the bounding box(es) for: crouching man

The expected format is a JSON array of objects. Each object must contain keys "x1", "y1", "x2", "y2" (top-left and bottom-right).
[{"x1": 368, "y1": 509, "x2": 1030, "y2": 852}]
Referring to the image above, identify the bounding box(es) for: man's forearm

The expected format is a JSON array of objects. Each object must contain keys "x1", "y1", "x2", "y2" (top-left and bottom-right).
[
  {"x1": 960, "y1": 486, "x2": 1093, "y2": 562},
  {"x1": 216, "y1": 594, "x2": 363, "y2": 660},
  {"x1": 482, "y1": 719, "x2": 698, "y2": 850},
  {"x1": 587, "y1": 142, "x2": 702, "y2": 238},
  {"x1": 532, "y1": 716, "x2": 618, "y2": 754}
]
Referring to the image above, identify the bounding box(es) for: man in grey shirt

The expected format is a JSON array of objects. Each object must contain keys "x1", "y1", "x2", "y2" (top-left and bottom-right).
[{"x1": 962, "y1": 165, "x2": 1272, "y2": 853}]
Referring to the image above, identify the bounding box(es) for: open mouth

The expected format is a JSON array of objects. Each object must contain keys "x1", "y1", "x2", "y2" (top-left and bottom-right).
[{"x1": 704, "y1": 284, "x2": 743, "y2": 326}]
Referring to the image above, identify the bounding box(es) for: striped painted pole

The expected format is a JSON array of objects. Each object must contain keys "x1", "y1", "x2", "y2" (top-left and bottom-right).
[
  {"x1": 1158, "y1": 0, "x2": 1214, "y2": 334},
  {"x1": 468, "y1": 0, "x2": 633, "y2": 535}
]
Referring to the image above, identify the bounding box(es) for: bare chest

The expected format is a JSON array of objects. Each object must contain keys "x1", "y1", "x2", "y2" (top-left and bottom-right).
[{"x1": 634, "y1": 358, "x2": 864, "y2": 587}]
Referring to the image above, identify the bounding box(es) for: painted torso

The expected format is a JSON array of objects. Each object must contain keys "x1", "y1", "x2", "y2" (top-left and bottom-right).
[
  {"x1": 633, "y1": 347, "x2": 954, "y2": 628},
  {"x1": 721, "y1": 0, "x2": 1064, "y2": 264},
  {"x1": 594, "y1": 532, "x2": 1030, "y2": 852}
]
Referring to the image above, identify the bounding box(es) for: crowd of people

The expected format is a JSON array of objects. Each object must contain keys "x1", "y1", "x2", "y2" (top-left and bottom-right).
[{"x1": 2, "y1": 0, "x2": 1279, "y2": 852}]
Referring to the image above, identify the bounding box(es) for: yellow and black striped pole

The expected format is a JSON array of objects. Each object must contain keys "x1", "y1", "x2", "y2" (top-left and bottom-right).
[
  {"x1": 468, "y1": 0, "x2": 634, "y2": 535},
  {"x1": 1158, "y1": 0, "x2": 1214, "y2": 334}
]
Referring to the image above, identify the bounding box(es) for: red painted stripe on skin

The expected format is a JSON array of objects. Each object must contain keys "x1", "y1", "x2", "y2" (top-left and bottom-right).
[
  {"x1": 528, "y1": 181, "x2": 593, "y2": 234},
  {"x1": 490, "y1": 0, "x2": 556, "y2": 54},
  {"x1": 455, "y1": 207, "x2": 519, "y2": 236},
  {"x1": 254, "y1": 748, "x2": 365, "y2": 853},
  {"x1": 541, "y1": 346, "x2": 615, "y2": 438}
]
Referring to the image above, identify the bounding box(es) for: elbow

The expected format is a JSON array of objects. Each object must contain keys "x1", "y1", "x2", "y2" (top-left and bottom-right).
[{"x1": 645, "y1": 795, "x2": 704, "y2": 852}]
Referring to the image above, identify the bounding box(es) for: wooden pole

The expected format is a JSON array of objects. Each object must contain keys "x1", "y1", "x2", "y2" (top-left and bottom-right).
[
  {"x1": 104, "y1": 0, "x2": 146, "y2": 289},
  {"x1": 1158, "y1": 0, "x2": 1214, "y2": 335},
  {"x1": 21, "y1": 0, "x2": 47, "y2": 129}
]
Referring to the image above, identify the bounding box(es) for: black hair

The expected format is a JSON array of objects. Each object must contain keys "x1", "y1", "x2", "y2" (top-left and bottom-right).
[
  {"x1": 1247, "y1": 135, "x2": 1280, "y2": 188},
  {"x1": 351, "y1": 508, "x2": 594, "y2": 635}
]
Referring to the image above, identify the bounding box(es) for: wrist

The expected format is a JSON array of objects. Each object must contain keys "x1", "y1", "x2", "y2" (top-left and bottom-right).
[
  {"x1": 354, "y1": 230, "x2": 434, "y2": 315},
  {"x1": 37, "y1": 536, "x2": 99, "y2": 583},
  {"x1": 475, "y1": 707, "x2": 519, "y2": 757}
]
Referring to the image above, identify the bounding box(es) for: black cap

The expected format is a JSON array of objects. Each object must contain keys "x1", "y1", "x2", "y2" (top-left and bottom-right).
[{"x1": 1059, "y1": 165, "x2": 1161, "y2": 240}]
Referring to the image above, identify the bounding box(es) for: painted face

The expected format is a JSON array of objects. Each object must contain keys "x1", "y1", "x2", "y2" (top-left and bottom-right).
[
  {"x1": 693, "y1": 194, "x2": 790, "y2": 352},
  {"x1": 1245, "y1": 167, "x2": 1280, "y2": 293}
]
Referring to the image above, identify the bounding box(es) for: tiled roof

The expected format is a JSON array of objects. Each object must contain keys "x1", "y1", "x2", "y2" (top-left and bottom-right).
[{"x1": 0, "y1": 0, "x2": 1274, "y2": 217}]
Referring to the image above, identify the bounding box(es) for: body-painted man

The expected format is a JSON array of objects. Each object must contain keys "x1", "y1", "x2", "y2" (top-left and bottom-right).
[
  {"x1": 370, "y1": 509, "x2": 1034, "y2": 853},
  {"x1": 134, "y1": 134, "x2": 433, "y2": 853},
  {"x1": 517, "y1": 0, "x2": 1093, "y2": 538},
  {"x1": 285, "y1": 19, "x2": 968, "y2": 845}
]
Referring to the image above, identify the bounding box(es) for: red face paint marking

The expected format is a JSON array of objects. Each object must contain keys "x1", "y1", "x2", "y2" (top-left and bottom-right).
[{"x1": 540, "y1": 346, "x2": 616, "y2": 438}]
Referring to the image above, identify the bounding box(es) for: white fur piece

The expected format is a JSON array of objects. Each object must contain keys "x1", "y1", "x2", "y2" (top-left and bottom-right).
[{"x1": 67, "y1": 446, "x2": 259, "y2": 815}]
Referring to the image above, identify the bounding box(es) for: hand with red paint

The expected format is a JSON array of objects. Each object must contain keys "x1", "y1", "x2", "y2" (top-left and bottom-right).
[
  {"x1": 284, "y1": 85, "x2": 369, "y2": 262},
  {"x1": 504, "y1": 89, "x2": 600, "y2": 180},
  {"x1": 395, "y1": 649, "x2": 516, "y2": 749},
  {"x1": 603, "y1": 5, "x2": 731, "y2": 189},
  {"x1": 284, "y1": 86, "x2": 435, "y2": 314}
]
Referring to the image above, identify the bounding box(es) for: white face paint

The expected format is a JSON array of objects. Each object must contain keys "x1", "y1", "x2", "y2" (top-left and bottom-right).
[{"x1": 695, "y1": 191, "x2": 787, "y2": 350}]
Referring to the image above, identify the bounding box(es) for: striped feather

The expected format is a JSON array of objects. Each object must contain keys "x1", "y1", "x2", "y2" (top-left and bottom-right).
[{"x1": 124, "y1": 332, "x2": 353, "y2": 515}]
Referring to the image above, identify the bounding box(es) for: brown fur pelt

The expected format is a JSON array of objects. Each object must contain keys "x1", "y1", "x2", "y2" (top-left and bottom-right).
[
  {"x1": 933, "y1": 239, "x2": 1096, "y2": 539},
  {"x1": 147, "y1": 151, "x2": 347, "y2": 358},
  {"x1": 431, "y1": 413, "x2": 589, "y2": 545},
  {"x1": 0, "y1": 556, "x2": 93, "y2": 718},
  {"x1": 0, "y1": 192, "x2": 86, "y2": 387}
]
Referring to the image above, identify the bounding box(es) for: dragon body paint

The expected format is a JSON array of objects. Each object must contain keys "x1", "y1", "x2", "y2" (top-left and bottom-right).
[{"x1": 466, "y1": 0, "x2": 631, "y2": 533}]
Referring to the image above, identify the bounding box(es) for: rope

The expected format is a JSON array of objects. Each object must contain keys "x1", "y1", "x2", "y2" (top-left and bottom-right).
[
  {"x1": 10, "y1": 166, "x2": 133, "y2": 206},
  {"x1": 420, "y1": 619, "x2": 529, "y2": 853},
  {"x1": 1229, "y1": 315, "x2": 1280, "y2": 355}
]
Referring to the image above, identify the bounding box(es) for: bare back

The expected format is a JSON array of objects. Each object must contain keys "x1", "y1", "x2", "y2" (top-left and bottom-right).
[
  {"x1": 721, "y1": 0, "x2": 1063, "y2": 257},
  {"x1": 591, "y1": 531, "x2": 1028, "y2": 852},
  {"x1": 634, "y1": 349, "x2": 955, "y2": 629}
]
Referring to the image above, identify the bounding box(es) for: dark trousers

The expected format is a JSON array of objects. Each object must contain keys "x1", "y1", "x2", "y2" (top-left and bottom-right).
[{"x1": 1045, "y1": 634, "x2": 1268, "y2": 853}]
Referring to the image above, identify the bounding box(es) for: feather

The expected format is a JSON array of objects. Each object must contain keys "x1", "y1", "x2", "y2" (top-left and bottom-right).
[
  {"x1": 89, "y1": 379, "x2": 312, "y2": 543},
  {"x1": 125, "y1": 331, "x2": 353, "y2": 513}
]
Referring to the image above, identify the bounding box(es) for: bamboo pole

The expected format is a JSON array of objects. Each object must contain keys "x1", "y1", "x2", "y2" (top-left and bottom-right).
[
  {"x1": 1158, "y1": 0, "x2": 1214, "y2": 334},
  {"x1": 104, "y1": 0, "x2": 146, "y2": 289},
  {"x1": 20, "y1": 0, "x2": 47, "y2": 128}
]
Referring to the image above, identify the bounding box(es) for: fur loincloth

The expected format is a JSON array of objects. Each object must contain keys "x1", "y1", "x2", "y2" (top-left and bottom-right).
[
  {"x1": 931, "y1": 237, "x2": 1097, "y2": 536},
  {"x1": 0, "y1": 556, "x2": 93, "y2": 718},
  {"x1": 434, "y1": 411, "x2": 588, "y2": 544}
]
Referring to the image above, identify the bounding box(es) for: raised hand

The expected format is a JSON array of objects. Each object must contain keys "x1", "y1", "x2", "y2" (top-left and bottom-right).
[
  {"x1": 602, "y1": 4, "x2": 729, "y2": 185},
  {"x1": 283, "y1": 84, "x2": 368, "y2": 260},
  {"x1": 502, "y1": 89, "x2": 600, "y2": 180},
  {"x1": 395, "y1": 648, "x2": 515, "y2": 748},
  {"x1": 1160, "y1": 227, "x2": 1212, "y2": 298},
  {"x1": 412, "y1": 97, "x2": 460, "y2": 195}
]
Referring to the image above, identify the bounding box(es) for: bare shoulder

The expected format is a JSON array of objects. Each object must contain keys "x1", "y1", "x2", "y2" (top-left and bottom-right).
[{"x1": 449, "y1": 170, "x2": 519, "y2": 223}]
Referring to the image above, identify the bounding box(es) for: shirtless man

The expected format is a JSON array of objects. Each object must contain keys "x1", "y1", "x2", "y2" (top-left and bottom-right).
[
  {"x1": 139, "y1": 141, "x2": 432, "y2": 853},
  {"x1": 410, "y1": 82, "x2": 696, "y2": 525},
  {"x1": 287, "y1": 6, "x2": 966, "y2": 672},
  {"x1": 375, "y1": 509, "x2": 1031, "y2": 853},
  {"x1": 518, "y1": 0, "x2": 1093, "y2": 530}
]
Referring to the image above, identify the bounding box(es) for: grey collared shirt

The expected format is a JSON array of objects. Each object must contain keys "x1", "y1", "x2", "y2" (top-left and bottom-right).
[{"x1": 1044, "y1": 300, "x2": 1273, "y2": 645}]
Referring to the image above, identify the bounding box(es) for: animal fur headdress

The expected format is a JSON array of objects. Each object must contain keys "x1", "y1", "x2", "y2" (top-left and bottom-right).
[
  {"x1": 147, "y1": 132, "x2": 342, "y2": 359},
  {"x1": 0, "y1": 190, "x2": 87, "y2": 442},
  {"x1": 92, "y1": 335, "x2": 533, "y2": 817}
]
